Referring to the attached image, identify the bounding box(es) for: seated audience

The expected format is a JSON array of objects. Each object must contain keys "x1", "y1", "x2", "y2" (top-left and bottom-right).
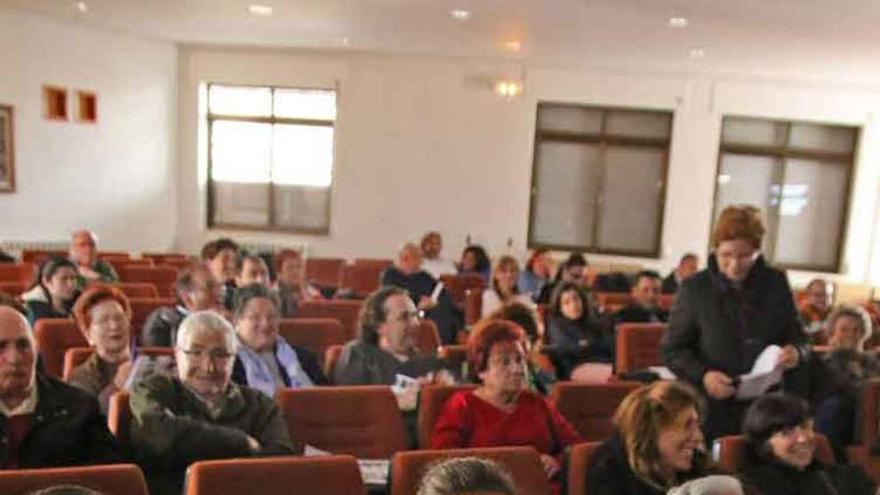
[
  {"x1": 382, "y1": 243, "x2": 463, "y2": 345},
  {"x1": 69, "y1": 230, "x2": 119, "y2": 286},
  {"x1": 273, "y1": 249, "x2": 322, "y2": 318},
  {"x1": 130, "y1": 311, "x2": 294, "y2": 495},
  {"x1": 662, "y1": 253, "x2": 699, "y2": 294},
  {"x1": 200, "y1": 238, "x2": 240, "y2": 309},
  {"x1": 457, "y1": 244, "x2": 491, "y2": 283},
  {"x1": 613, "y1": 270, "x2": 668, "y2": 324},
  {"x1": 142, "y1": 262, "x2": 222, "y2": 347},
  {"x1": 537, "y1": 253, "x2": 589, "y2": 304},
  {"x1": 545, "y1": 282, "x2": 611, "y2": 379},
  {"x1": 800, "y1": 279, "x2": 831, "y2": 341},
  {"x1": 739, "y1": 393, "x2": 877, "y2": 495},
  {"x1": 518, "y1": 249, "x2": 552, "y2": 302},
  {"x1": 586, "y1": 381, "x2": 717, "y2": 495},
  {"x1": 489, "y1": 302, "x2": 556, "y2": 395},
  {"x1": 335, "y1": 286, "x2": 451, "y2": 387},
  {"x1": 68, "y1": 286, "x2": 174, "y2": 413},
  {"x1": 481, "y1": 255, "x2": 535, "y2": 318},
  {"x1": 235, "y1": 252, "x2": 271, "y2": 289},
  {"x1": 420, "y1": 231, "x2": 458, "y2": 279},
  {"x1": 430, "y1": 319, "x2": 580, "y2": 490},
  {"x1": 0, "y1": 298, "x2": 121, "y2": 468},
  {"x1": 230, "y1": 284, "x2": 326, "y2": 397},
  {"x1": 417, "y1": 457, "x2": 517, "y2": 495},
  {"x1": 22, "y1": 256, "x2": 80, "y2": 325}
]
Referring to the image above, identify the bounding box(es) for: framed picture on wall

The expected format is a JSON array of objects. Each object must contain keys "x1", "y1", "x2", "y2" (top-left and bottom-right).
[{"x1": 0, "y1": 105, "x2": 14, "y2": 193}]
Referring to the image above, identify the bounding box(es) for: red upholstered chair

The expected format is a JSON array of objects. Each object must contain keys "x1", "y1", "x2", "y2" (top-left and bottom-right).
[
  {"x1": 614, "y1": 323, "x2": 667, "y2": 375},
  {"x1": 714, "y1": 433, "x2": 835, "y2": 472},
  {"x1": 111, "y1": 282, "x2": 159, "y2": 299},
  {"x1": 306, "y1": 257, "x2": 346, "y2": 288},
  {"x1": 340, "y1": 263, "x2": 385, "y2": 298},
  {"x1": 108, "y1": 390, "x2": 133, "y2": 448},
  {"x1": 297, "y1": 300, "x2": 364, "y2": 341},
  {"x1": 116, "y1": 259, "x2": 156, "y2": 270},
  {"x1": 276, "y1": 386, "x2": 408, "y2": 459},
  {"x1": 417, "y1": 384, "x2": 478, "y2": 449},
  {"x1": 548, "y1": 381, "x2": 641, "y2": 442},
  {"x1": 0, "y1": 281, "x2": 25, "y2": 298},
  {"x1": 857, "y1": 379, "x2": 880, "y2": 451},
  {"x1": 439, "y1": 274, "x2": 485, "y2": 308},
  {"x1": 186, "y1": 455, "x2": 367, "y2": 495},
  {"x1": 464, "y1": 288, "x2": 482, "y2": 325},
  {"x1": 594, "y1": 292, "x2": 633, "y2": 314},
  {"x1": 118, "y1": 266, "x2": 178, "y2": 298},
  {"x1": 129, "y1": 297, "x2": 175, "y2": 343},
  {"x1": 414, "y1": 319, "x2": 441, "y2": 355},
  {"x1": 0, "y1": 463, "x2": 148, "y2": 495},
  {"x1": 437, "y1": 345, "x2": 467, "y2": 378},
  {"x1": 142, "y1": 253, "x2": 191, "y2": 265},
  {"x1": 63, "y1": 346, "x2": 174, "y2": 381},
  {"x1": 568, "y1": 441, "x2": 602, "y2": 495},
  {"x1": 390, "y1": 446, "x2": 552, "y2": 495},
  {"x1": 99, "y1": 251, "x2": 131, "y2": 261},
  {"x1": 0, "y1": 262, "x2": 35, "y2": 283},
  {"x1": 277, "y1": 318, "x2": 347, "y2": 368},
  {"x1": 21, "y1": 249, "x2": 67, "y2": 263},
  {"x1": 324, "y1": 344, "x2": 344, "y2": 380},
  {"x1": 34, "y1": 318, "x2": 87, "y2": 378}
]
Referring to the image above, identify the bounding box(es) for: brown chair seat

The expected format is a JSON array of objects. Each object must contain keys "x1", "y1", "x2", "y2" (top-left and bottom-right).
[{"x1": 548, "y1": 381, "x2": 641, "y2": 442}]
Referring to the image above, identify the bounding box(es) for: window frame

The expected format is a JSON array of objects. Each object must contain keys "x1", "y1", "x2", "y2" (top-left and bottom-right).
[
  {"x1": 526, "y1": 101, "x2": 673, "y2": 258},
  {"x1": 205, "y1": 82, "x2": 337, "y2": 235},
  {"x1": 710, "y1": 115, "x2": 860, "y2": 273}
]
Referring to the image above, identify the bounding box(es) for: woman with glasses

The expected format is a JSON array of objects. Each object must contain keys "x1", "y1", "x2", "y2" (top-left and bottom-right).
[
  {"x1": 661, "y1": 205, "x2": 810, "y2": 441},
  {"x1": 129, "y1": 310, "x2": 294, "y2": 495},
  {"x1": 67, "y1": 285, "x2": 173, "y2": 413},
  {"x1": 430, "y1": 319, "x2": 580, "y2": 492},
  {"x1": 229, "y1": 284, "x2": 327, "y2": 398}
]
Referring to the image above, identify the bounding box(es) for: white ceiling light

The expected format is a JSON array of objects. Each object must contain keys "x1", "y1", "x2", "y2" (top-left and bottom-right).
[
  {"x1": 450, "y1": 9, "x2": 471, "y2": 21},
  {"x1": 690, "y1": 48, "x2": 706, "y2": 58},
  {"x1": 75, "y1": 1, "x2": 88, "y2": 13},
  {"x1": 668, "y1": 17, "x2": 688, "y2": 28},
  {"x1": 248, "y1": 4, "x2": 273, "y2": 16}
]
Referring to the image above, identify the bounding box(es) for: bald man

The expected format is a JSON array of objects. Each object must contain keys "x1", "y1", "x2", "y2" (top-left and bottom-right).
[{"x1": 0, "y1": 302, "x2": 121, "y2": 468}]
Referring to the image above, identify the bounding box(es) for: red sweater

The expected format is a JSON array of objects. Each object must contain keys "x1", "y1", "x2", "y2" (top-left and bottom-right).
[{"x1": 429, "y1": 390, "x2": 581, "y2": 457}]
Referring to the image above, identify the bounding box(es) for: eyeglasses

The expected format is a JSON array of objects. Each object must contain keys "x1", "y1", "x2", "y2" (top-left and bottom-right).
[{"x1": 180, "y1": 348, "x2": 234, "y2": 362}]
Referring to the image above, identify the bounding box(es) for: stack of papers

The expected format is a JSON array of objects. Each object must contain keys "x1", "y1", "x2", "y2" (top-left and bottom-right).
[
  {"x1": 735, "y1": 345, "x2": 783, "y2": 400},
  {"x1": 304, "y1": 445, "x2": 390, "y2": 486}
]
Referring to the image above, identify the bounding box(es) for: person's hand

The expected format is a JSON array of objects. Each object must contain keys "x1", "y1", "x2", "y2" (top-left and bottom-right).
[
  {"x1": 778, "y1": 345, "x2": 799, "y2": 370},
  {"x1": 417, "y1": 296, "x2": 437, "y2": 311},
  {"x1": 246, "y1": 435, "x2": 261, "y2": 453},
  {"x1": 112, "y1": 360, "x2": 133, "y2": 389},
  {"x1": 539, "y1": 454, "x2": 560, "y2": 479},
  {"x1": 703, "y1": 370, "x2": 736, "y2": 400}
]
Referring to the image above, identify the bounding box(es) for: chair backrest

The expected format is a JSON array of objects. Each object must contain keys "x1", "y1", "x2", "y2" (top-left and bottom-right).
[
  {"x1": 0, "y1": 262, "x2": 35, "y2": 284},
  {"x1": 439, "y1": 274, "x2": 485, "y2": 307},
  {"x1": 714, "y1": 433, "x2": 835, "y2": 472},
  {"x1": 414, "y1": 319, "x2": 441, "y2": 355},
  {"x1": 417, "y1": 384, "x2": 478, "y2": 449},
  {"x1": 324, "y1": 345, "x2": 345, "y2": 381},
  {"x1": 0, "y1": 281, "x2": 25, "y2": 298},
  {"x1": 437, "y1": 345, "x2": 467, "y2": 376},
  {"x1": 614, "y1": 323, "x2": 667, "y2": 374},
  {"x1": 548, "y1": 381, "x2": 641, "y2": 441},
  {"x1": 21, "y1": 249, "x2": 67, "y2": 263},
  {"x1": 568, "y1": 441, "x2": 602, "y2": 495},
  {"x1": 99, "y1": 252, "x2": 131, "y2": 261},
  {"x1": 594, "y1": 292, "x2": 633, "y2": 313},
  {"x1": 0, "y1": 463, "x2": 148, "y2": 495},
  {"x1": 129, "y1": 297, "x2": 175, "y2": 343},
  {"x1": 111, "y1": 282, "x2": 159, "y2": 299},
  {"x1": 297, "y1": 300, "x2": 364, "y2": 341},
  {"x1": 340, "y1": 263, "x2": 385, "y2": 298},
  {"x1": 186, "y1": 455, "x2": 366, "y2": 495},
  {"x1": 118, "y1": 266, "x2": 179, "y2": 297},
  {"x1": 306, "y1": 257, "x2": 346, "y2": 288},
  {"x1": 108, "y1": 390, "x2": 133, "y2": 448},
  {"x1": 116, "y1": 259, "x2": 156, "y2": 270},
  {"x1": 34, "y1": 318, "x2": 87, "y2": 378},
  {"x1": 390, "y1": 446, "x2": 552, "y2": 495},
  {"x1": 276, "y1": 386, "x2": 408, "y2": 459},
  {"x1": 464, "y1": 288, "x2": 482, "y2": 326},
  {"x1": 277, "y1": 318, "x2": 347, "y2": 367},
  {"x1": 63, "y1": 346, "x2": 174, "y2": 381},
  {"x1": 857, "y1": 379, "x2": 880, "y2": 449},
  {"x1": 142, "y1": 253, "x2": 191, "y2": 265}
]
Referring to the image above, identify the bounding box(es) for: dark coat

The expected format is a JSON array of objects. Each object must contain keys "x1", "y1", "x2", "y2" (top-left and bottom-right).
[
  {"x1": 739, "y1": 459, "x2": 876, "y2": 495},
  {"x1": 660, "y1": 255, "x2": 809, "y2": 439},
  {"x1": 141, "y1": 305, "x2": 186, "y2": 347},
  {"x1": 0, "y1": 373, "x2": 122, "y2": 468},
  {"x1": 586, "y1": 433, "x2": 716, "y2": 495},
  {"x1": 380, "y1": 267, "x2": 463, "y2": 345},
  {"x1": 545, "y1": 315, "x2": 613, "y2": 379},
  {"x1": 613, "y1": 304, "x2": 669, "y2": 325},
  {"x1": 662, "y1": 272, "x2": 679, "y2": 294},
  {"x1": 231, "y1": 345, "x2": 329, "y2": 387}
]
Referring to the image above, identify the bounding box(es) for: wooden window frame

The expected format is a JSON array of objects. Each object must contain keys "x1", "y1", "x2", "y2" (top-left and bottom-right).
[
  {"x1": 710, "y1": 116, "x2": 859, "y2": 273},
  {"x1": 206, "y1": 82, "x2": 336, "y2": 235},
  {"x1": 527, "y1": 101, "x2": 672, "y2": 258}
]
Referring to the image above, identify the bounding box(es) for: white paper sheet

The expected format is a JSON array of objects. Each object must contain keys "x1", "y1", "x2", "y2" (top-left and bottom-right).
[
  {"x1": 357, "y1": 459, "x2": 390, "y2": 486},
  {"x1": 430, "y1": 281, "x2": 445, "y2": 302},
  {"x1": 735, "y1": 345, "x2": 783, "y2": 400},
  {"x1": 647, "y1": 366, "x2": 677, "y2": 380}
]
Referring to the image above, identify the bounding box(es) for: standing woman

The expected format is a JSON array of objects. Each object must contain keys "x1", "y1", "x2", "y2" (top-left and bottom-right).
[
  {"x1": 481, "y1": 256, "x2": 535, "y2": 317},
  {"x1": 661, "y1": 205, "x2": 807, "y2": 441},
  {"x1": 22, "y1": 256, "x2": 80, "y2": 325}
]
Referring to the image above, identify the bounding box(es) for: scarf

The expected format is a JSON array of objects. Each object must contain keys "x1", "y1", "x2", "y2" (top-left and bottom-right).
[{"x1": 236, "y1": 336, "x2": 313, "y2": 397}]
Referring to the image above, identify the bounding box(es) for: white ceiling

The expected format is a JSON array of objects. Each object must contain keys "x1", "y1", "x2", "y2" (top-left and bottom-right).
[{"x1": 5, "y1": 0, "x2": 880, "y2": 81}]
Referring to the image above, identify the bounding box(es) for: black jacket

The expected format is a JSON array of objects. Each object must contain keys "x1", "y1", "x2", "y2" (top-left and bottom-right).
[
  {"x1": 141, "y1": 305, "x2": 186, "y2": 347},
  {"x1": 545, "y1": 315, "x2": 612, "y2": 379},
  {"x1": 0, "y1": 373, "x2": 123, "y2": 468},
  {"x1": 586, "y1": 433, "x2": 716, "y2": 495},
  {"x1": 739, "y1": 458, "x2": 876, "y2": 495},
  {"x1": 613, "y1": 304, "x2": 668, "y2": 325},
  {"x1": 660, "y1": 255, "x2": 809, "y2": 438},
  {"x1": 661, "y1": 272, "x2": 679, "y2": 294}
]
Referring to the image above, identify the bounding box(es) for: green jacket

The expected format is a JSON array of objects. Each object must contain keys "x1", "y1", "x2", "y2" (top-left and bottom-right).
[{"x1": 130, "y1": 374, "x2": 294, "y2": 495}]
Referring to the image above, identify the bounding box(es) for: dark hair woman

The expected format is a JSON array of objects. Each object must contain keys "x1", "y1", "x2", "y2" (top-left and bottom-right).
[
  {"x1": 544, "y1": 281, "x2": 611, "y2": 380},
  {"x1": 22, "y1": 256, "x2": 80, "y2": 325}
]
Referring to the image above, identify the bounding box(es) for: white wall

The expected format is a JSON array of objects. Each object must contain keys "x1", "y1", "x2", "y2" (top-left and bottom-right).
[
  {"x1": 0, "y1": 9, "x2": 178, "y2": 252},
  {"x1": 178, "y1": 46, "x2": 880, "y2": 285}
]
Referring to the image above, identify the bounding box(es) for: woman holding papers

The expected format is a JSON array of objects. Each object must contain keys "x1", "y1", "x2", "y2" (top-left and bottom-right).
[{"x1": 661, "y1": 205, "x2": 809, "y2": 441}]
